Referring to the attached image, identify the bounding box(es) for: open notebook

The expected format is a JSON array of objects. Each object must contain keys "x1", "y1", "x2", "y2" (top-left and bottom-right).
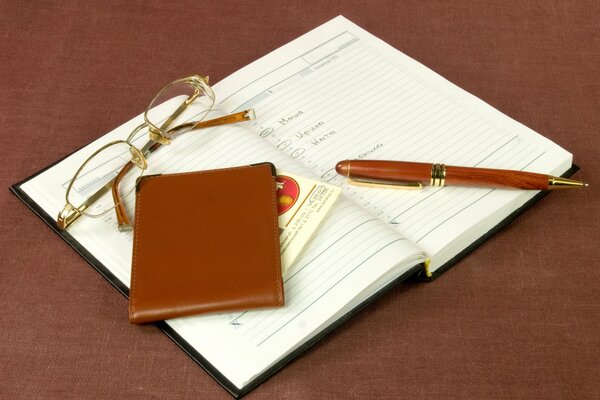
[{"x1": 11, "y1": 16, "x2": 575, "y2": 398}]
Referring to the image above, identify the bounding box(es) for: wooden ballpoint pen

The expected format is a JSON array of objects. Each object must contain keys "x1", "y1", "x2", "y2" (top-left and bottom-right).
[{"x1": 335, "y1": 160, "x2": 587, "y2": 190}]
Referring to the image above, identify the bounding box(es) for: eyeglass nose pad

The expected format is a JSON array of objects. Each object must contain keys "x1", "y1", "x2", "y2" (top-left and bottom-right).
[
  {"x1": 149, "y1": 129, "x2": 171, "y2": 145},
  {"x1": 129, "y1": 147, "x2": 147, "y2": 169}
]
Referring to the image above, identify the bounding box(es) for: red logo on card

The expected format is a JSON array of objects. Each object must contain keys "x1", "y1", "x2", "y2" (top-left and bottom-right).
[{"x1": 276, "y1": 175, "x2": 300, "y2": 215}]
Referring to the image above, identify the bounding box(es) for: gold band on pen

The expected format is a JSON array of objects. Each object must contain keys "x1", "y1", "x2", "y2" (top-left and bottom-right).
[{"x1": 430, "y1": 163, "x2": 446, "y2": 187}]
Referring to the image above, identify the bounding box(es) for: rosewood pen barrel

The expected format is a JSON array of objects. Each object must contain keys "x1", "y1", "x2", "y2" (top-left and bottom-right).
[
  {"x1": 341, "y1": 160, "x2": 432, "y2": 185},
  {"x1": 445, "y1": 165, "x2": 548, "y2": 189}
]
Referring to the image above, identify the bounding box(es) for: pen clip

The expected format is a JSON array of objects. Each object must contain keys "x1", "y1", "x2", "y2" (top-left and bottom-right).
[{"x1": 347, "y1": 177, "x2": 423, "y2": 190}]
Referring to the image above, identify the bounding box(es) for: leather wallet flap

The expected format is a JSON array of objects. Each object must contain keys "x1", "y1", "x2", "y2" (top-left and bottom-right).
[{"x1": 129, "y1": 163, "x2": 284, "y2": 324}]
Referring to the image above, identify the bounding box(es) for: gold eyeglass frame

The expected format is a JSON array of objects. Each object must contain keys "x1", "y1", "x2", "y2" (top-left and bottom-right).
[{"x1": 57, "y1": 75, "x2": 256, "y2": 231}]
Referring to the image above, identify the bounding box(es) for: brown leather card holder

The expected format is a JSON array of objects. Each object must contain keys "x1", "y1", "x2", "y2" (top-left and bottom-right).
[{"x1": 129, "y1": 163, "x2": 284, "y2": 324}]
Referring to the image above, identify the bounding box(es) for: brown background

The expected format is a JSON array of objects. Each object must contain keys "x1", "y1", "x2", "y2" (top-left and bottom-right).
[{"x1": 1, "y1": 1, "x2": 598, "y2": 399}]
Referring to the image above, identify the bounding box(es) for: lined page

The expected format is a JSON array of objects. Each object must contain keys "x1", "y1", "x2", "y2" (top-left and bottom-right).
[
  {"x1": 20, "y1": 102, "x2": 425, "y2": 388},
  {"x1": 217, "y1": 16, "x2": 572, "y2": 271}
]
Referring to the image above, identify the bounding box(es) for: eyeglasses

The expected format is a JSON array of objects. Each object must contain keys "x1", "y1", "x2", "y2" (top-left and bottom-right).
[{"x1": 57, "y1": 75, "x2": 255, "y2": 231}]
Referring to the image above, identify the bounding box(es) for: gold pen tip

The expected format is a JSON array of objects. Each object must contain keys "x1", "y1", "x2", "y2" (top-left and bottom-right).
[{"x1": 548, "y1": 176, "x2": 587, "y2": 189}]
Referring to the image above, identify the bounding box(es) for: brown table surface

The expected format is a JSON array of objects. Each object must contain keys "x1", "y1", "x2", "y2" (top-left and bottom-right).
[{"x1": 2, "y1": 1, "x2": 598, "y2": 399}]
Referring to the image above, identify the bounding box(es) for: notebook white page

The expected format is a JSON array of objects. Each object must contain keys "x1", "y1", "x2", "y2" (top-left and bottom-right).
[
  {"x1": 216, "y1": 16, "x2": 572, "y2": 272},
  {"x1": 18, "y1": 15, "x2": 573, "y2": 390}
]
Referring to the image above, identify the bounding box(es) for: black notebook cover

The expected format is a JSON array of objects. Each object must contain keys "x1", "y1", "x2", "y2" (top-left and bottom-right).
[{"x1": 10, "y1": 164, "x2": 578, "y2": 398}]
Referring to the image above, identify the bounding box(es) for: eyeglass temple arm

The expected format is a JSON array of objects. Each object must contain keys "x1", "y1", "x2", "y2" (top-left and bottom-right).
[
  {"x1": 112, "y1": 109, "x2": 256, "y2": 230},
  {"x1": 112, "y1": 141, "x2": 161, "y2": 231},
  {"x1": 167, "y1": 109, "x2": 256, "y2": 135}
]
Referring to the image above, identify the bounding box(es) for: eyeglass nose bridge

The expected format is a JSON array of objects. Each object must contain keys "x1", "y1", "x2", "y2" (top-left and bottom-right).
[
  {"x1": 129, "y1": 146, "x2": 147, "y2": 169},
  {"x1": 148, "y1": 128, "x2": 172, "y2": 145}
]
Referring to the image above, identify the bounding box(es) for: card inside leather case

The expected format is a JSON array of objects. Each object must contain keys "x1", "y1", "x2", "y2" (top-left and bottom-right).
[{"x1": 129, "y1": 163, "x2": 284, "y2": 324}]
